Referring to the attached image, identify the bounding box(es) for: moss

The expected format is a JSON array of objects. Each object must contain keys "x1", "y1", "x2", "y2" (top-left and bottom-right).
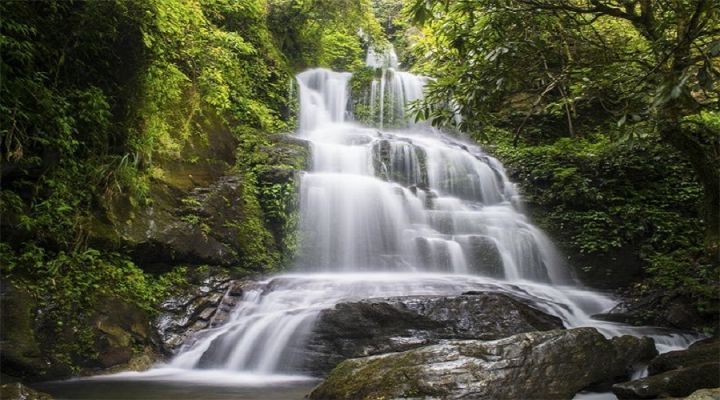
[{"x1": 312, "y1": 352, "x2": 446, "y2": 400}]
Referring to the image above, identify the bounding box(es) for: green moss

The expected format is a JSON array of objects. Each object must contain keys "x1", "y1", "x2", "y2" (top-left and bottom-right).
[{"x1": 314, "y1": 352, "x2": 446, "y2": 400}]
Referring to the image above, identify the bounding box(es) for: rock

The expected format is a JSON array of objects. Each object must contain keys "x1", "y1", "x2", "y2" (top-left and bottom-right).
[
  {"x1": 612, "y1": 335, "x2": 659, "y2": 372},
  {"x1": 648, "y1": 338, "x2": 719, "y2": 375},
  {"x1": 371, "y1": 139, "x2": 429, "y2": 188},
  {"x1": 612, "y1": 362, "x2": 719, "y2": 399},
  {"x1": 462, "y1": 235, "x2": 505, "y2": 278},
  {"x1": 1, "y1": 280, "x2": 160, "y2": 380},
  {"x1": 0, "y1": 383, "x2": 53, "y2": 400},
  {"x1": 309, "y1": 328, "x2": 654, "y2": 400},
  {"x1": 89, "y1": 296, "x2": 158, "y2": 370},
  {"x1": 0, "y1": 282, "x2": 44, "y2": 379},
  {"x1": 591, "y1": 294, "x2": 705, "y2": 331},
  {"x1": 92, "y1": 133, "x2": 310, "y2": 270},
  {"x1": 612, "y1": 337, "x2": 720, "y2": 399},
  {"x1": 153, "y1": 277, "x2": 244, "y2": 355},
  {"x1": 682, "y1": 388, "x2": 720, "y2": 400},
  {"x1": 299, "y1": 292, "x2": 563, "y2": 375}
]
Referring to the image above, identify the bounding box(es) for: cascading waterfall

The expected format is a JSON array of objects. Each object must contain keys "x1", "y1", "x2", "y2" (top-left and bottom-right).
[
  {"x1": 165, "y1": 48, "x2": 700, "y2": 378},
  {"x1": 364, "y1": 47, "x2": 429, "y2": 128}
]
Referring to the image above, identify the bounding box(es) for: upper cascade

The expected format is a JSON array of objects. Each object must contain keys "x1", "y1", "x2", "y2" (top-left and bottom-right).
[
  {"x1": 366, "y1": 47, "x2": 430, "y2": 129},
  {"x1": 296, "y1": 68, "x2": 352, "y2": 131},
  {"x1": 366, "y1": 47, "x2": 399, "y2": 68}
]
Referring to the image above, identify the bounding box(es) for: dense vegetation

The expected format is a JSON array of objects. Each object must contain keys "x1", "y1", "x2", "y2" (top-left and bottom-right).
[{"x1": 404, "y1": 0, "x2": 719, "y2": 323}]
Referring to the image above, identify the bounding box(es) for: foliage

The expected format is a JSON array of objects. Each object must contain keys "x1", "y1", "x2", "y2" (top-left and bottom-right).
[
  {"x1": 0, "y1": 243, "x2": 187, "y2": 371},
  {"x1": 267, "y1": 0, "x2": 386, "y2": 71},
  {"x1": 406, "y1": 0, "x2": 720, "y2": 241},
  {"x1": 490, "y1": 128, "x2": 718, "y2": 313}
]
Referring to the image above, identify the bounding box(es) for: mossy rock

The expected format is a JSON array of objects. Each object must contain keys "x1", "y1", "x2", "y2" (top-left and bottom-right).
[
  {"x1": 0, "y1": 282, "x2": 44, "y2": 378},
  {"x1": 0, "y1": 383, "x2": 53, "y2": 400},
  {"x1": 310, "y1": 328, "x2": 658, "y2": 400}
]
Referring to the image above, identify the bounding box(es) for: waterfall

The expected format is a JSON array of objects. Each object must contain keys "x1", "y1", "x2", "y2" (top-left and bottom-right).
[{"x1": 165, "y1": 48, "x2": 700, "y2": 376}]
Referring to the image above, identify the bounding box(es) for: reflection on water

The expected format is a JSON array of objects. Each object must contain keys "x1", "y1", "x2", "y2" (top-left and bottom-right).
[{"x1": 34, "y1": 369, "x2": 318, "y2": 400}]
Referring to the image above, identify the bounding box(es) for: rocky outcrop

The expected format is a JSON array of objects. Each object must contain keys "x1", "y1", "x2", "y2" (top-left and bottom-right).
[
  {"x1": 612, "y1": 338, "x2": 720, "y2": 399},
  {"x1": 0, "y1": 383, "x2": 53, "y2": 400},
  {"x1": 647, "y1": 337, "x2": 719, "y2": 375},
  {"x1": 153, "y1": 276, "x2": 246, "y2": 355},
  {"x1": 89, "y1": 134, "x2": 310, "y2": 272},
  {"x1": 255, "y1": 134, "x2": 312, "y2": 185},
  {"x1": 309, "y1": 328, "x2": 657, "y2": 400},
  {"x1": 591, "y1": 293, "x2": 707, "y2": 331},
  {"x1": 299, "y1": 292, "x2": 563, "y2": 375},
  {"x1": 682, "y1": 388, "x2": 720, "y2": 400},
  {"x1": 89, "y1": 297, "x2": 156, "y2": 369},
  {"x1": 123, "y1": 175, "x2": 257, "y2": 268},
  {"x1": 1, "y1": 280, "x2": 160, "y2": 380},
  {"x1": 0, "y1": 282, "x2": 44, "y2": 379},
  {"x1": 612, "y1": 363, "x2": 719, "y2": 399}
]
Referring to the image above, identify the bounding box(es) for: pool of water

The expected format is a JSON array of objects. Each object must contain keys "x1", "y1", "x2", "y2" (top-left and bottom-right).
[{"x1": 33, "y1": 369, "x2": 319, "y2": 400}]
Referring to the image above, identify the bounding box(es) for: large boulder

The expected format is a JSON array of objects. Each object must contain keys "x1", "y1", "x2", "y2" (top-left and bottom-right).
[
  {"x1": 592, "y1": 293, "x2": 706, "y2": 331},
  {"x1": 612, "y1": 337, "x2": 720, "y2": 399},
  {"x1": 127, "y1": 175, "x2": 257, "y2": 268},
  {"x1": 299, "y1": 292, "x2": 563, "y2": 375},
  {"x1": 612, "y1": 362, "x2": 719, "y2": 399},
  {"x1": 309, "y1": 328, "x2": 657, "y2": 400},
  {"x1": 647, "y1": 337, "x2": 719, "y2": 375}
]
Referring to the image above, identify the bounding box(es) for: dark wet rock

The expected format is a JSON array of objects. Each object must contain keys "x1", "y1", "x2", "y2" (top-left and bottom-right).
[
  {"x1": 592, "y1": 294, "x2": 706, "y2": 331},
  {"x1": 414, "y1": 237, "x2": 454, "y2": 272},
  {"x1": 309, "y1": 327, "x2": 655, "y2": 400},
  {"x1": 612, "y1": 337, "x2": 720, "y2": 399},
  {"x1": 299, "y1": 292, "x2": 563, "y2": 375},
  {"x1": 612, "y1": 335, "x2": 659, "y2": 372},
  {"x1": 0, "y1": 383, "x2": 53, "y2": 400},
  {"x1": 0, "y1": 282, "x2": 44, "y2": 379},
  {"x1": 153, "y1": 276, "x2": 245, "y2": 355},
  {"x1": 612, "y1": 362, "x2": 719, "y2": 399},
  {"x1": 89, "y1": 133, "x2": 309, "y2": 272},
  {"x1": 682, "y1": 388, "x2": 720, "y2": 400},
  {"x1": 1, "y1": 281, "x2": 157, "y2": 380},
  {"x1": 254, "y1": 135, "x2": 310, "y2": 202},
  {"x1": 647, "y1": 337, "x2": 719, "y2": 375},
  {"x1": 91, "y1": 297, "x2": 156, "y2": 369},
  {"x1": 462, "y1": 235, "x2": 505, "y2": 278},
  {"x1": 371, "y1": 139, "x2": 428, "y2": 188}
]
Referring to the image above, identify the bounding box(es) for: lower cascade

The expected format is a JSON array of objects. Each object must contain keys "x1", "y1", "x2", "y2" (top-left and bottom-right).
[{"x1": 160, "y1": 60, "x2": 700, "y2": 385}]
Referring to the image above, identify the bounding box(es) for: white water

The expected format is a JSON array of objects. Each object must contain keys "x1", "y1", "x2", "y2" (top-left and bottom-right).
[{"x1": 162, "y1": 49, "x2": 700, "y2": 381}]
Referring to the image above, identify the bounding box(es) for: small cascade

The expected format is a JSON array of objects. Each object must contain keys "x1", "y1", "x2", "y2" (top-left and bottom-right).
[
  {"x1": 165, "y1": 47, "x2": 703, "y2": 378},
  {"x1": 362, "y1": 48, "x2": 430, "y2": 128},
  {"x1": 296, "y1": 68, "x2": 352, "y2": 132}
]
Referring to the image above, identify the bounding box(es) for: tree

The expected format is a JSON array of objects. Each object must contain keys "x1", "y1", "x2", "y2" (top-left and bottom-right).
[{"x1": 408, "y1": 0, "x2": 720, "y2": 245}]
